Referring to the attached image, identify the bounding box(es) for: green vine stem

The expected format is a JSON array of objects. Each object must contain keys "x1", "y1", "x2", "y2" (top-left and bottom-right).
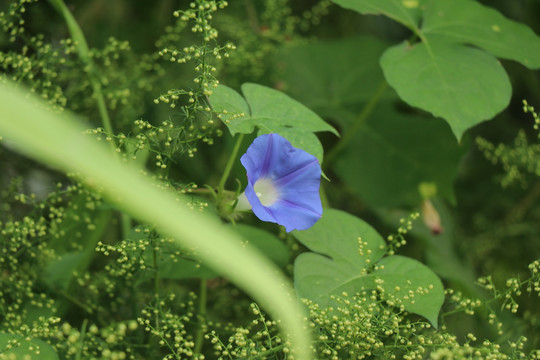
[
  {"x1": 75, "y1": 319, "x2": 88, "y2": 360},
  {"x1": 218, "y1": 133, "x2": 245, "y2": 195},
  {"x1": 324, "y1": 81, "x2": 387, "y2": 168},
  {"x1": 48, "y1": 0, "x2": 116, "y2": 151},
  {"x1": 48, "y1": 0, "x2": 136, "y2": 309},
  {"x1": 193, "y1": 278, "x2": 208, "y2": 358},
  {"x1": 49, "y1": 0, "x2": 136, "y2": 245}
]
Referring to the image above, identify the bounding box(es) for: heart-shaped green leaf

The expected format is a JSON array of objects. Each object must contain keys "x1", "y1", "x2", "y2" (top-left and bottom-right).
[
  {"x1": 210, "y1": 83, "x2": 337, "y2": 162},
  {"x1": 380, "y1": 40, "x2": 511, "y2": 139},
  {"x1": 422, "y1": 0, "x2": 540, "y2": 69},
  {"x1": 293, "y1": 209, "x2": 444, "y2": 327}
]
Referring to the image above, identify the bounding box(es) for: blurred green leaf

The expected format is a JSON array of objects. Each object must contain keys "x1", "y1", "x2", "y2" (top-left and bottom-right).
[
  {"x1": 293, "y1": 209, "x2": 444, "y2": 327},
  {"x1": 279, "y1": 36, "x2": 393, "y2": 122},
  {"x1": 153, "y1": 224, "x2": 290, "y2": 280},
  {"x1": 334, "y1": 101, "x2": 465, "y2": 207},
  {"x1": 0, "y1": 333, "x2": 58, "y2": 360},
  {"x1": 380, "y1": 40, "x2": 511, "y2": 139},
  {"x1": 45, "y1": 251, "x2": 87, "y2": 290},
  {"x1": 211, "y1": 83, "x2": 337, "y2": 162},
  {"x1": 235, "y1": 224, "x2": 290, "y2": 268},
  {"x1": 422, "y1": 0, "x2": 540, "y2": 69},
  {"x1": 331, "y1": 0, "x2": 425, "y2": 29}
]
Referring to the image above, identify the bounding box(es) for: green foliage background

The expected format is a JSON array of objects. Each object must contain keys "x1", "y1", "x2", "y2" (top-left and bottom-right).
[{"x1": 1, "y1": 0, "x2": 540, "y2": 359}]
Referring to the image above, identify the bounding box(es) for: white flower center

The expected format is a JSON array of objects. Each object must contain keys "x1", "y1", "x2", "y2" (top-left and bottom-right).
[{"x1": 253, "y1": 178, "x2": 279, "y2": 206}]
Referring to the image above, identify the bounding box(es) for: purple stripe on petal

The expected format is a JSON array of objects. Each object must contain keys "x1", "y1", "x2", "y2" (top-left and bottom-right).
[
  {"x1": 275, "y1": 158, "x2": 319, "y2": 187},
  {"x1": 260, "y1": 133, "x2": 275, "y2": 177}
]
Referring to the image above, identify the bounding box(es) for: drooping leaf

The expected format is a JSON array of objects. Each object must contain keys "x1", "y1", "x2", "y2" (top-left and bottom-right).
[
  {"x1": 294, "y1": 209, "x2": 444, "y2": 327},
  {"x1": 211, "y1": 83, "x2": 337, "y2": 162},
  {"x1": 422, "y1": 0, "x2": 540, "y2": 69},
  {"x1": 334, "y1": 101, "x2": 465, "y2": 207},
  {"x1": 0, "y1": 333, "x2": 58, "y2": 360},
  {"x1": 331, "y1": 0, "x2": 426, "y2": 29},
  {"x1": 380, "y1": 40, "x2": 511, "y2": 139}
]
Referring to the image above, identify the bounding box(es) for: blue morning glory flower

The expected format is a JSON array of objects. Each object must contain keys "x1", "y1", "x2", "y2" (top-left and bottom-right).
[{"x1": 238, "y1": 133, "x2": 322, "y2": 232}]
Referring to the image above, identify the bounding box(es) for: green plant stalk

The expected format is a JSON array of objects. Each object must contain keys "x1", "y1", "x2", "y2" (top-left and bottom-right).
[
  {"x1": 324, "y1": 81, "x2": 387, "y2": 167},
  {"x1": 0, "y1": 80, "x2": 312, "y2": 360},
  {"x1": 193, "y1": 278, "x2": 207, "y2": 357},
  {"x1": 75, "y1": 319, "x2": 88, "y2": 360},
  {"x1": 49, "y1": 0, "x2": 135, "y2": 256},
  {"x1": 238, "y1": 344, "x2": 286, "y2": 360},
  {"x1": 218, "y1": 133, "x2": 245, "y2": 194},
  {"x1": 59, "y1": 290, "x2": 94, "y2": 316},
  {"x1": 153, "y1": 246, "x2": 161, "y2": 329},
  {"x1": 48, "y1": 0, "x2": 115, "y2": 149}
]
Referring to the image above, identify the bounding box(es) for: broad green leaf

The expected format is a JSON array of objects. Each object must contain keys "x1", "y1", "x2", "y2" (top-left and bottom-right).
[
  {"x1": 211, "y1": 83, "x2": 337, "y2": 136},
  {"x1": 0, "y1": 333, "x2": 58, "y2": 360},
  {"x1": 153, "y1": 224, "x2": 290, "y2": 280},
  {"x1": 294, "y1": 209, "x2": 444, "y2": 327},
  {"x1": 376, "y1": 202, "x2": 483, "y2": 300},
  {"x1": 211, "y1": 83, "x2": 337, "y2": 162},
  {"x1": 279, "y1": 36, "x2": 393, "y2": 121},
  {"x1": 380, "y1": 40, "x2": 511, "y2": 139},
  {"x1": 422, "y1": 0, "x2": 540, "y2": 69},
  {"x1": 0, "y1": 81, "x2": 311, "y2": 360},
  {"x1": 334, "y1": 101, "x2": 465, "y2": 207},
  {"x1": 242, "y1": 83, "x2": 337, "y2": 136},
  {"x1": 372, "y1": 255, "x2": 445, "y2": 326},
  {"x1": 331, "y1": 0, "x2": 425, "y2": 29}
]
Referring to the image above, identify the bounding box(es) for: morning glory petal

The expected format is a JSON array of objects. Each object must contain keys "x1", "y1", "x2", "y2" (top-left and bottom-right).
[{"x1": 240, "y1": 133, "x2": 322, "y2": 232}]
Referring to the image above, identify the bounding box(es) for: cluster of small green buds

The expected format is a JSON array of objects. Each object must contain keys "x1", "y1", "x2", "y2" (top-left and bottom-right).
[
  {"x1": 523, "y1": 99, "x2": 540, "y2": 135},
  {"x1": 0, "y1": 0, "x2": 39, "y2": 42},
  {"x1": 152, "y1": 0, "x2": 233, "y2": 159},
  {"x1": 385, "y1": 212, "x2": 419, "y2": 255}
]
